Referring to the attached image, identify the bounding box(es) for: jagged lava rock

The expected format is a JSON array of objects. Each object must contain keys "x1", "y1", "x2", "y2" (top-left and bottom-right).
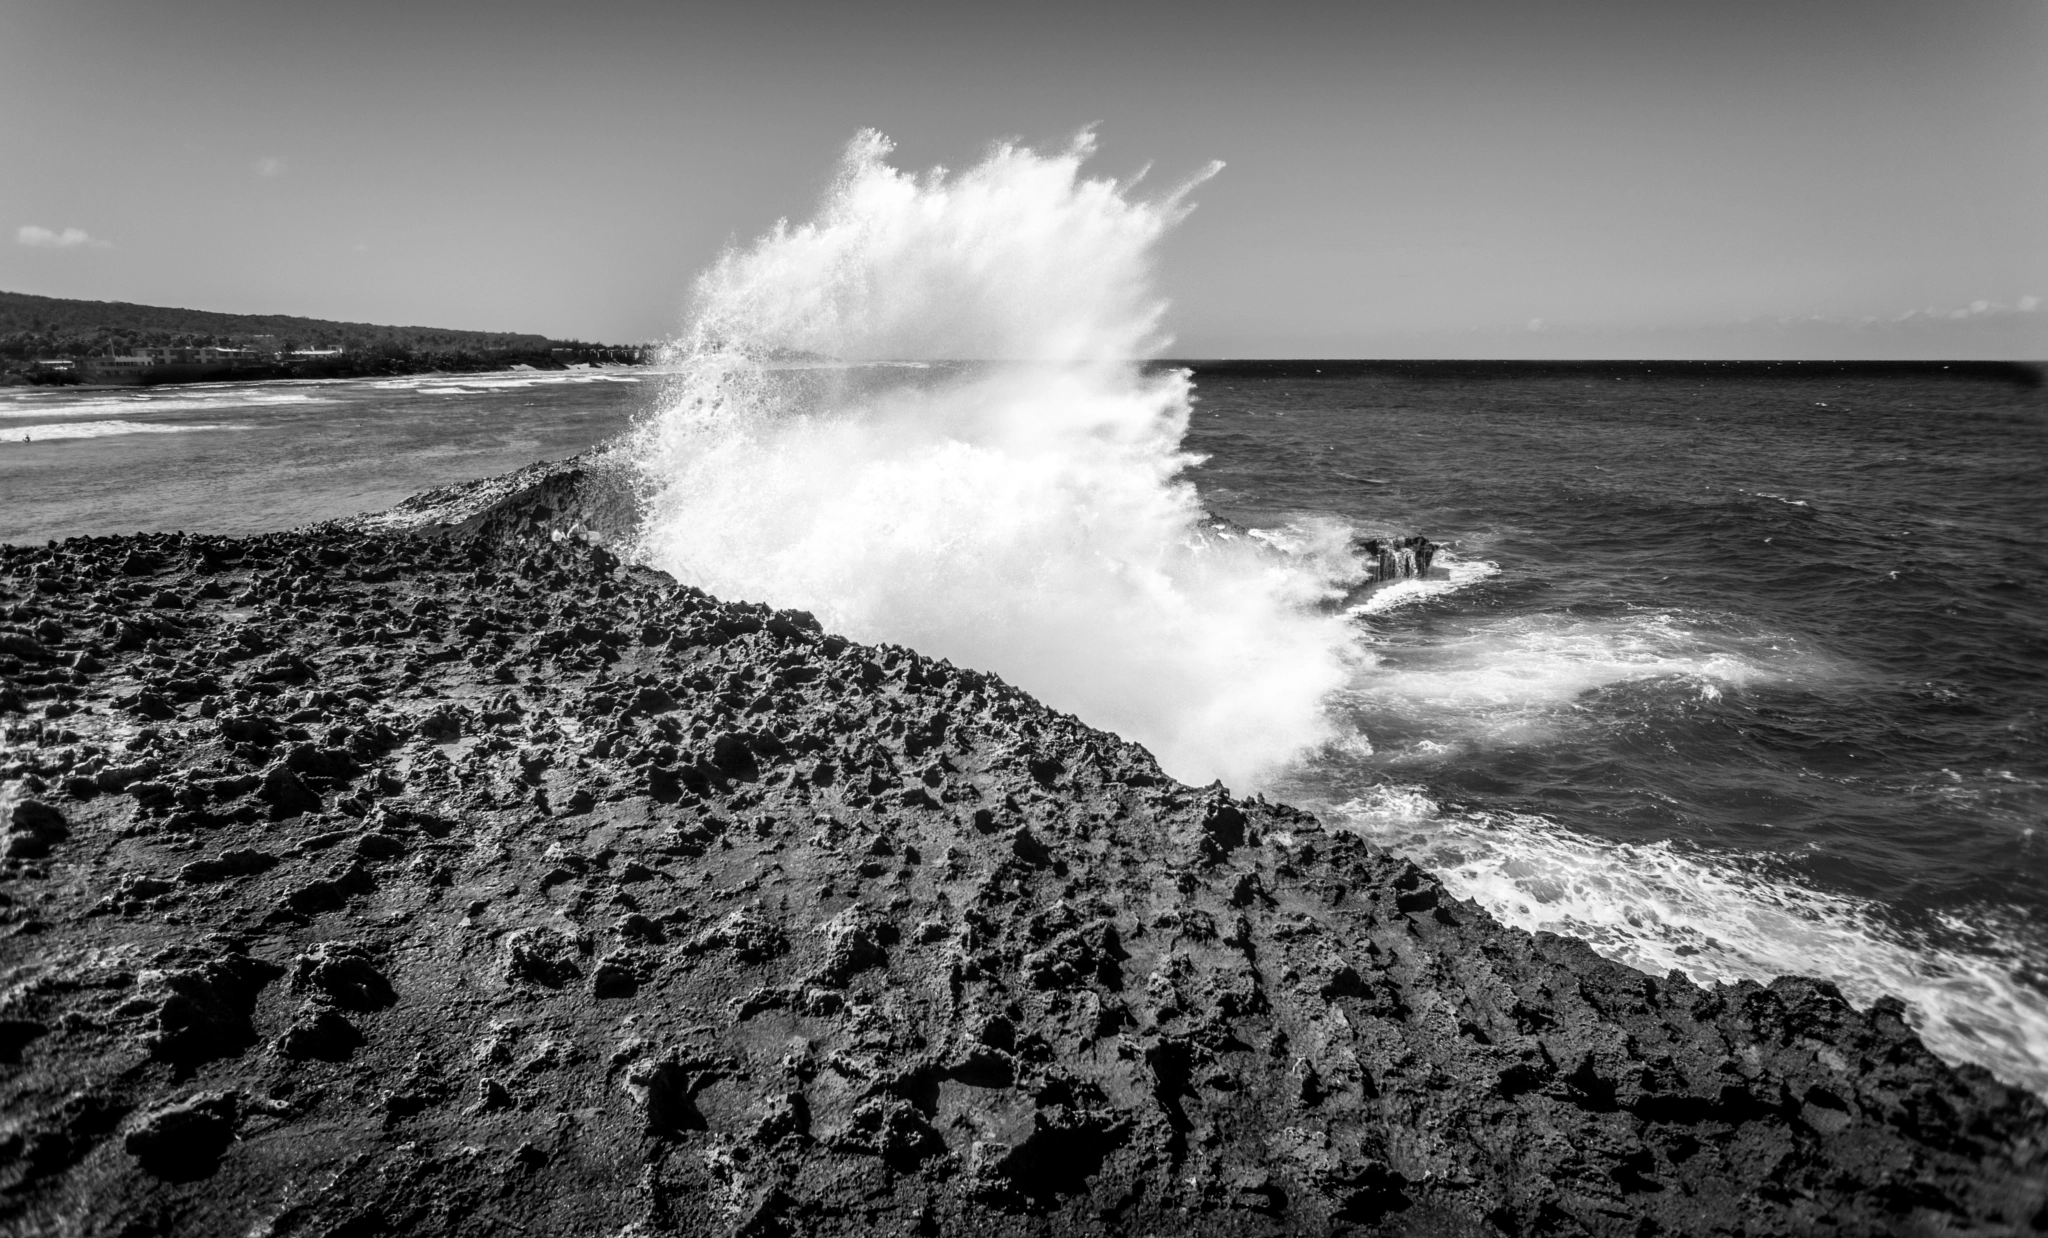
[{"x1": 0, "y1": 472, "x2": 2043, "y2": 1238}]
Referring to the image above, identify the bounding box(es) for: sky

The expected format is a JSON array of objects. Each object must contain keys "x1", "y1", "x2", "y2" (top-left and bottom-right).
[{"x1": 2, "y1": 0, "x2": 2043, "y2": 359}]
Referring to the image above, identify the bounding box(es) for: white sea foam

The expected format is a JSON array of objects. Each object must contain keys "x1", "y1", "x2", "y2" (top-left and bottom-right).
[
  {"x1": 0, "y1": 390, "x2": 332, "y2": 419},
  {"x1": 1335, "y1": 609, "x2": 1831, "y2": 747},
  {"x1": 369, "y1": 371, "x2": 643, "y2": 393},
  {"x1": 1242, "y1": 516, "x2": 1370, "y2": 588},
  {"x1": 2, "y1": 420, "x2": 251, "y2": 441},
  {"x1": 1351, "y1": 553, "x2": 1500, "y2": 615},
  {"x1": 1322, "y1": 786, "x2": 2048, "y2": 1096},
  {"x1": 629, "y1": 131, "x2": 1353, "y2": 788}
]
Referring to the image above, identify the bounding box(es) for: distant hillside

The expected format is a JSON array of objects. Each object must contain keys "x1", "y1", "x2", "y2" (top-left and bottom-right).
[{"x1": 0, "y1": 289, "x2": 555, "y2": 355}]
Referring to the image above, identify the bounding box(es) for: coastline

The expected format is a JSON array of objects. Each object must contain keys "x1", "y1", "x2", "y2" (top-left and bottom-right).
[
  {"x1": 2, "y1": 356, "x2": 647, "y2": 391},
  {"x1": 1, "y1": 461, "x2": 2043, "y2": 1236}
]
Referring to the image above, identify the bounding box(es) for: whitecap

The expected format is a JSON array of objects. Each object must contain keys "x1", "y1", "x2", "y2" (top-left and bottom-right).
[
  {"x1": 0, "y1": 390, "x2": 332, "y2": 419},
  {"x1": 3, "y1": 420, "x2": 251, "y2": 441}
]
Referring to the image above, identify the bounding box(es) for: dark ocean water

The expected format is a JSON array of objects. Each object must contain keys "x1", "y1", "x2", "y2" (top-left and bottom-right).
[
  {"x1": 1184, "y1": 361, "x2": 2048, "y2": 1091},
  {"x1": 5, "y1": 360, "x2": 2044, "y2": 1089}
]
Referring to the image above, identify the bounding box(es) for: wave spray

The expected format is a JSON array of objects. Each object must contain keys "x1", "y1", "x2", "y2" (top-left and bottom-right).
[{"x1": 629, "y1": 132, "x2": 1355, "y2": 788}]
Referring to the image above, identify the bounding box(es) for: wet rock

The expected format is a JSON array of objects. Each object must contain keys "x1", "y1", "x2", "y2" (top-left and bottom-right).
[{"x1": 1353, "y1": 534, "x2": 1438, "y2": 582}]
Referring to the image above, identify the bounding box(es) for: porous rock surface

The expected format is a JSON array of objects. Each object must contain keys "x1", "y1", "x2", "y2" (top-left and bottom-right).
[{"x1": 2, "y1": 473, "x2": 2045, "y2": 1238}]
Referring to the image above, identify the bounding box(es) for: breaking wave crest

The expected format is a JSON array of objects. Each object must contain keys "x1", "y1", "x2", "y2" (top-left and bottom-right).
[
  {"x1": 628, "y1": 131, "x2": 1355, "y2": 787},
  {"x1": 621, "y1": 128, "x2": 2045, "y2": 1096}
]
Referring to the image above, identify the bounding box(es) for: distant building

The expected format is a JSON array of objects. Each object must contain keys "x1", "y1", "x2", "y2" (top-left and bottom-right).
[{"x1": 83, "y1": 355, "x2": 154, "y2": 381}]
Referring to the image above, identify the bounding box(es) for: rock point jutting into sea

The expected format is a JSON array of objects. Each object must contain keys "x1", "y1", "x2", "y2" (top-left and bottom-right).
[{"x1": 1, "y1": 458, "x2": 2043, "y2": 1238}]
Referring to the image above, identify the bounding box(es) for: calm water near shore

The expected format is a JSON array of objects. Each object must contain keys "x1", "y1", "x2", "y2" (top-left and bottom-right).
[
  {"x1": 4, "y1": 360, "x2": 2045, "y2": 1090},
  {"x1": 0, "y1": 369, "x2": 647, "y2": 542}
]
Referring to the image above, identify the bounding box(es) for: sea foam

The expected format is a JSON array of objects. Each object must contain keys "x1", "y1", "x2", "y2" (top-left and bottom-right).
[
  {"x1": 1324, "y1": 785, "x2": 2048, "y2": 1096},
  {"x1": 2, "y1": 420, "x2": 251, "y2": 441},
  {"x1": 629, "y1": 131, "x2": 1355, "y2": 788}
]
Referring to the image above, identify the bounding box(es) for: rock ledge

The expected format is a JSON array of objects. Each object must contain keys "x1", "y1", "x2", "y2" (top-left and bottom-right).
[{"x1": 2, "y1": 466, "x2": 2043, "y2": 1237}]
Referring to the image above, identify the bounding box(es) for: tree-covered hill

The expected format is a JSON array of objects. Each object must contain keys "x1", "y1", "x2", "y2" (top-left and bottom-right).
[{"x1": 0, "y1": 289, "x2": 562, "y2": 356}]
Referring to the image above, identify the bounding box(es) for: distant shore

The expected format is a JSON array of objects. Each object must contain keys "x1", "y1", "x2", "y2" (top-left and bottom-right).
[
  {"x1": 0, "y1": 287, "x2": 654, "y2": 390},
  {"x1": 2, "y1": 351, "x2": 649, "y2": 390}
]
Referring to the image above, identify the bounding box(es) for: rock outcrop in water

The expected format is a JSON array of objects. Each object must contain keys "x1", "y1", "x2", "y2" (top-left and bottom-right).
[
  {"x1": 1198, "y1": 514, "x2": 1445, "y2": 606},
  {"x1": 1352, "y1": 536, "x2": 1438, "y2": 585},
  {"x1": 2, "y1": 467, "x2": 2044, "y2": 1237}
]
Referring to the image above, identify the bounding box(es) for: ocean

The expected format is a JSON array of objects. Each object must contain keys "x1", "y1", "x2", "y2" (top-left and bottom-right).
[
  {"x1": 5, "y1": 359, "x2": 2044, "y2": 1095},
  {"x1": 0, "y1": 369, "x2": 646, "y2": 543},
  {"x1": 1187, "y1": 360, "x2": 2048, "y2": 1097}
]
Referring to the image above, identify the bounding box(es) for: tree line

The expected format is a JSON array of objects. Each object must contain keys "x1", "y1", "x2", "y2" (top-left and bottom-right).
[{"x1": 0, "y1": 290, "x2": 650, "y2": 378}]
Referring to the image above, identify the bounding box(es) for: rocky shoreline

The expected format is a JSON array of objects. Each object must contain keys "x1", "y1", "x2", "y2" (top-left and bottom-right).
[{"x1": 2, "y1": 463, "x2": 2044, "y2": 1237}]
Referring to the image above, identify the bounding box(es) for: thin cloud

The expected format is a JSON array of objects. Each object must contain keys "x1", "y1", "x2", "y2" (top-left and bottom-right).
[
  {"x1": 1892, "y1": 297, "x2": 2041, "y2": 323},
  {"x1": 16, "y1": 225, "x2": 110, "y2": 250},
  {"x1": 254, "y1": 156, "x2": 287, "y2": 178}
]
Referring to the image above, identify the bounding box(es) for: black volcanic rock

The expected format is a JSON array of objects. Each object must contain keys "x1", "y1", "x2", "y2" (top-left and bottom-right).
[
  {"x1": 0, "y1": 473, "x2": 2043, "y2": 1237},
  {"x1": 122, "y1": 1091, "x2": 240, "y2": 1180}
]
